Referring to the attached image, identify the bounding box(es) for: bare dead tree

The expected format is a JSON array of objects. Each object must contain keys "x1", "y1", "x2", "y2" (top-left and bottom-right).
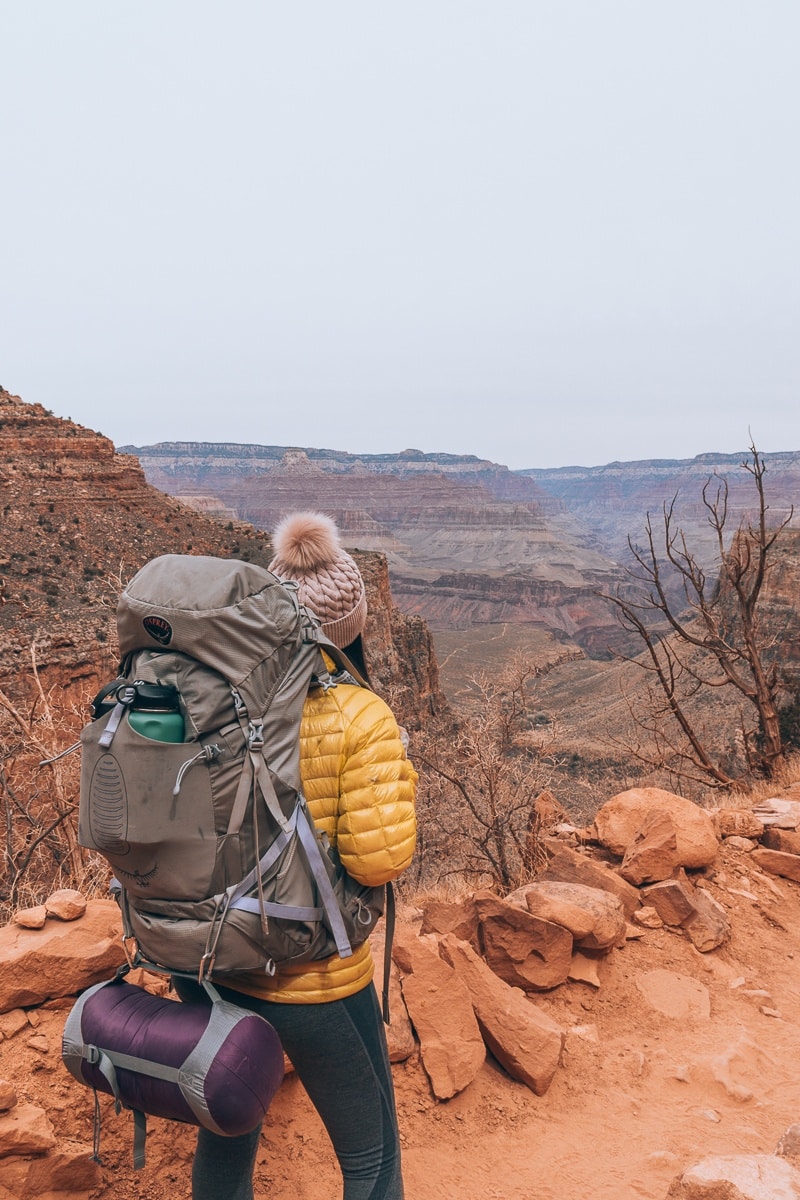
[
  {"x1": 410, "y1": 656, "x2": 561, "y2": 893},
  {"x1": 602, "y1": 442, "x2": 793, "y2": 785},
  {"x1": 0, "y1": 643, "x2": 86, "y2": 915}
]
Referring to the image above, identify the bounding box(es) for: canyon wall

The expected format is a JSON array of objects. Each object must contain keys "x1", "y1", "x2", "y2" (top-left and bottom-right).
[
  {"x1": 0, "y1": 391, "x2": 445, "y2": 726},
  {"x1": 124, "y1": 441, "x2": 628, "y2": 655}
]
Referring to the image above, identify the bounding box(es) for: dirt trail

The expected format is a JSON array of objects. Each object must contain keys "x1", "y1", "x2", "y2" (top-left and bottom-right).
[{"x1": 5, "y1": 841, "x2": 800, "y2": 1200}]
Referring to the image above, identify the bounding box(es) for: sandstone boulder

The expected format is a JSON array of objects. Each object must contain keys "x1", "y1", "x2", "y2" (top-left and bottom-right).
[
  {"x1": 668, "y1": 1153, "x2": 800, "y2": 1198},
  {"x1": 714, "y1": 809, "x2": 765, "y2": 840},
  {"x1": 538, "y1": 846, "x2": 641, "y2": 917},
  {"x1": 619, "y1": 807, "x2": 681, "y2": 884},
  {"x1": 370, "y1": 925, "x2": 415, "y2": 1063},
  {"x1": 474, "y1": 891, "x2": 573, "y2": 992},
  {"x1": 419, "y1": 896, "x2": 481, "y2": 951},
  {"x1": 642, "y1": 877, "x2": 730, "y2": 951},
  {"x1": 0, "y1": 899, "x2": 125, "y2": 1013},
  {"x1": 751, "y1": 798, "x2": 800, "y2": 829},
  {"x1": 0, "y1": 1103, "x2": 56, "y2": 1158},
  {"x1": 594, "y1": 787, "x2": 718, "y2": 869},
  {"x1": 0, "y1": 1145, "x2": 102, "y2": 1200},
  {"x1": 762, "y1": 828, "x2": 800, "y2": 856},
  {"x1": 393, "y1": 928, "x2": 485, "y2": 1100},
  {"x1": 438, "y1": 934, "x2": 564, "y2": 1096},
  {"x1": 506, "y1": 880, "x2": 625, "y2": 951},
  {"x1": 750, "y1": 847, "x2": 800, "y2": 884}
]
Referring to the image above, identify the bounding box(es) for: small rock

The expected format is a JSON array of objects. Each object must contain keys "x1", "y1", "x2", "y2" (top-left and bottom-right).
[
  {"x1": 751, "y1": 848, "x2": 800, "y2": 884},
  {"x1": 714, "y1": 808, "x2": 765, "y2": 839},
  {"x1": 45, "y1": 888, "x2": 87, "y2": 921},
  {"x1": 670, "y1": 1152, "x2": 800, "y2": 1198},
  {"x1": 0, "y1": 1102, "x2": 56, "y2": 1156},
  {"x1": 566, "y1": 1023, "x2": 599, "y2": 1044},
  {"x1": 751, "y1": 798, "x2": 800, "y2": 828},
  {"x1": 776, "y1": 1124, "x2": 800, "y2": 1161},
  {"x1": 632, "y1": 906, "x2": 663, "y2": 929},
  {"x1": 14, "y1": 905, "x2": 47, "y2": 929},
  {"x1": 27, "y1": 1033, "x2": 50, "y2": 1053},
  {"x1": 0, "y1": 1009, "x2": 28, "y2": 1039},
  {"x1": 568, "y1": 952, "x2": 602, "y2": 988},
  {"x1": 0, "y1": 1080, "x2": 17, "y2": 1111},
  {"x1": 762, "y1": 827, "x2": 800, "y2": 855},
  {"x1": 724, "y1": 836, "x2": 757, "y2": 852}
]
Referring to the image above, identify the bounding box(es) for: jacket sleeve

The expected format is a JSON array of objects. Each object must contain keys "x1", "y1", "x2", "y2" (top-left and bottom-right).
[{"x1": 335, "y1": 688, "x2": 418, "y2": 887}]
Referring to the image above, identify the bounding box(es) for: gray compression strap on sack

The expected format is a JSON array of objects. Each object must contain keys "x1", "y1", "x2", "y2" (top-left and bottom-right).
[
  {"x1": 62, "y1": 979, "x2": 113, "y2": 1081},
  {"x1": 178, "y1": 998, "x2": 253, "y2": 1134}
]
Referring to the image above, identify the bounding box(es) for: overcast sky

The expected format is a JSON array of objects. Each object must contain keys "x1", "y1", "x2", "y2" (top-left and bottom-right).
[{"x1": 2, "y1": 3, "x2": 799, "y2": 470}]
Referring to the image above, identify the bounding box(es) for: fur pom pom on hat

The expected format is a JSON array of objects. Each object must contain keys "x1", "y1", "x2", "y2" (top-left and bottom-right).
[{"x1": 269, "y1": 511, "x2": 367, "y2": 649}]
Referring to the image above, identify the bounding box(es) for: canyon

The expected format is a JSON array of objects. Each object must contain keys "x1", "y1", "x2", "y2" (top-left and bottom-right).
[
  {"x1": 123, "y1": 440, "x2": 800, "y2": 663},
  {"x1": 0, "y1": 390, "x2": 444, "y2": 726}
]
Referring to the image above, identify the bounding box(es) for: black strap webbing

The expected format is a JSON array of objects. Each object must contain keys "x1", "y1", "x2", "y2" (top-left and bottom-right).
[{"x1": 381, "y1": 881, "x2": 396, "y2": 1025}]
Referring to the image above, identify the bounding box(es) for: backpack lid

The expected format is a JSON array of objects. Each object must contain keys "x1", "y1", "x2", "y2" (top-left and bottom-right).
[{"x1": 117, "y1": 556, "x2": 309, "y2": 715}]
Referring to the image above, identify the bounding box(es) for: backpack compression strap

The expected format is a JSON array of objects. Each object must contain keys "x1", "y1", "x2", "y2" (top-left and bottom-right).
[{"x1": 227, "y1": 733, "x2": 354, "y2": 961}]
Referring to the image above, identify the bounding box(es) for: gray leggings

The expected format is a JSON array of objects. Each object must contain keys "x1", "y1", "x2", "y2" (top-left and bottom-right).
[{"x1": 173, "y1": 979, "x2": 403, "y2": 1200}]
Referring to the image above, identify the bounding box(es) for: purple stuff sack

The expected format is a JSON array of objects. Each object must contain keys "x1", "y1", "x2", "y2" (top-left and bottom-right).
[{"x1": 62, "y1": 975, "x2": 284, "y2": 1168}]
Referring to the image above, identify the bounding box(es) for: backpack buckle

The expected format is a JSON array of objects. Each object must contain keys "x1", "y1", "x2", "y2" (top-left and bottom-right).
[
  {"x1": 247, "y1": 722, "x2": 264, "y2": 750},
  {"x1": 122, "y1": 935, "x2": 139, "y2": 968}
]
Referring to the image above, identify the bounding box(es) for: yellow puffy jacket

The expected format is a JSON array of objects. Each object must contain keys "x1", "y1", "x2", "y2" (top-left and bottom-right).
[{"x1": 222, "y1": 679, "x2": 418, "y2": 1005}]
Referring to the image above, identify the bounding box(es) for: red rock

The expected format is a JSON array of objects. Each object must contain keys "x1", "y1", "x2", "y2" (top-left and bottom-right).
[
  {"x1": 475, "y1": 891, "x2": 573, "y2": 992},
  {"x1": 669, "y1": 1152, "x2": 800, "y2": 1198},
  {"x1": 619, "y1": 808, "x2": 681, "y2": 885},
  {"x1": 14, "y1": 906, "x2": 47, "y2": 930},
  {"x1": 595, "y1": 787, "x2": 718, "y2": 869},
  {"x1": 762, "y1": 828, "x2": 800, "y2": 855},
  {"x1": 420, "y1": 897, "x2": 481, "y2": 951},
  {"x1": 538, "y1": 846, "x2": 641, "y2": 917},
  {"x1": 642, "y1": 878, "x2": 729, "y2": 951},
  {"x1": 370, "y1": 925, "x2": 416, "y2": 1063},
  {"x1": 714, "y1": 809, "x2": 765, "y2": 839},
  {"x1": 439, "y1": 934, "x2": 564, "y2": 1096},
  {"x1": 0, "y1": 1102, "x2": 56, "y2": 1158},
  {"x1": 751, "y1": 847, "x2": 800, "y2": 884},
  {"x1": 508, "y1": 880, "x2": 626, "y2": 950},
  {"x1": 393, "y1": 928, "x2": 485, "y2": 1100},
  {"x1": 0, "y1": 1009, "x2": 28, "y2": 1039},
  {"x1": 0, "y1": 900, "x2": 125, "y2": 1013},
  {"x1": 568, "y1": 952, "x2": 603, "y2": 988},
  {"x1": 45, "y1": 890, "x2": 87, "y2": 922},
  {"x1": 0, "y1": 1145, "x2": 102, "y2": 1198}
]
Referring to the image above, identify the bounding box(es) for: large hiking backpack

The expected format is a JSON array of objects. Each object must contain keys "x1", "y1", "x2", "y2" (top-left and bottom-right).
[{"x1": 78, "y1": 554, "x2": 385, "y2": 981}]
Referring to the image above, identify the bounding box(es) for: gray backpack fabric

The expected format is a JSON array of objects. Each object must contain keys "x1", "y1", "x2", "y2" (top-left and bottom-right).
[{"x1": 79, "y1": 554, "x2": 383, "y2": 980}]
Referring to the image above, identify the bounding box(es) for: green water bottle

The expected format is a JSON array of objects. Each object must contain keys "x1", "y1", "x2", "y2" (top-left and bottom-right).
[{"x1": 128, "y1": 708, "x2": 185, "y2": 743}]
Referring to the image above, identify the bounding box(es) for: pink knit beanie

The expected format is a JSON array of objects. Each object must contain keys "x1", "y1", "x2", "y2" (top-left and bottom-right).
[{"x1": 269, "y1": 512, "x2": 367, "y2": 649}]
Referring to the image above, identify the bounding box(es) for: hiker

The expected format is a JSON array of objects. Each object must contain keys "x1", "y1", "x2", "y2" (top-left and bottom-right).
[{"x1": 175, "y1": 511, "x2": 418, "y2": 1200}]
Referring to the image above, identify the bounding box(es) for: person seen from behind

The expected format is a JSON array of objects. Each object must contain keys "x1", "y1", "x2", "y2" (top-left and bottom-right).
[{"x1": 176, "y1": 511, "x2": 417, "y2": 1200}]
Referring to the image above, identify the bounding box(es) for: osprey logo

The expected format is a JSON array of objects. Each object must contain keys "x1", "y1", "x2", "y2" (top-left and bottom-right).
[
  {"x1": 143, "y1": 615, "x2": 173, "y2": 645},
  {"x1": 115, "y1": 862, "x2": 158, "y2": 887}
]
